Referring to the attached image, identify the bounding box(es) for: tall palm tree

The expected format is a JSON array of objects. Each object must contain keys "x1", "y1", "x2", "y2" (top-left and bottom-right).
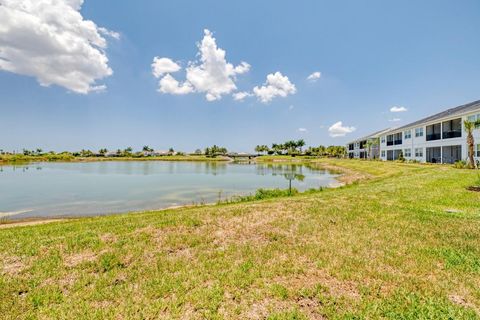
[
  {"x1": 464, "y1": 119, "x2": 480, "y2": 168},
  {"x1": 296, "y1": 139, "x2": 305, "y2": 153}
]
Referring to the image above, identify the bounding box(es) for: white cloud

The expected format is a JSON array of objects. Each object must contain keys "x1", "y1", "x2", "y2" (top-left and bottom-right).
[
  {"x1": 328, "y1": 121, "x2": 356, "y2": 137},
  {"x1": 186, "y1": 29, "x2": 250, "y2": 101},
  {"x1": 389, "y1": 118, "x2": 401, "y2": 122},
  {"x1": 0, "y1": 0, "x2": 115, "y2": 94},
  {"x1": 298, "y1": 128, "x2": 308, "y2": 132},
  {"x1": 232, "y1": 91, "x2": 251, "y2": 101},
  {"x1": 152, "y1": 57, "x2": 181, "y2": 78},
  {"x1": 158, "y1": 74, "x2": 193, "y2": 95},
  {"x1": 98, "y1": 27, "x2": 120, "y2": 40},
  {"x1": 152, "y1": 29, "x2": 250, "y2": 101},
  {"x1": 307, "y1": 71, "x2": 321, "y2": 82},
  {"x1": 390, "y1": 106, "x2": 407, "y2": 112},
  {"x1": 253, "y1": 72, "x2": 296, "y2": 103}
]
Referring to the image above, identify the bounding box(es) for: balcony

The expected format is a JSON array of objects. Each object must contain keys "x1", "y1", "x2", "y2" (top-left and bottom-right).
[
  {"x1": 426, "y1": 133, "x2": 441, "y2": 141},
  {"x1": 394, "y1": 140, "x2": 402, "y2": 145},
  {"x1": 386, "y1": 141, "x2": 393, "y2": 146},
  {"x1": 442, "y1": 130, "x2": 461, "y2": 139}
]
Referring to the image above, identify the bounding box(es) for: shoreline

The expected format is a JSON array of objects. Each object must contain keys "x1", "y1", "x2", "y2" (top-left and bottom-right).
[{"x1": 0, "y1": 162, "x2": 361, "y2": 229}]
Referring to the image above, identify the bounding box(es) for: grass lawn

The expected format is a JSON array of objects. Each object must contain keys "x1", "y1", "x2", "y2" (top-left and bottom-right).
[{"x1": 1, "y1": 159, "x2": 480, "y2": 319}]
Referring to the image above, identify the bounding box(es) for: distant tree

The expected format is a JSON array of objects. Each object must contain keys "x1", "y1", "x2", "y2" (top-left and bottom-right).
[
  {"x1": 98, "y1": 148, "x2": 108, "y2": 156},
  {"x1": 80, "y1": 149, "x2": 94, "y2": 157},
  {"x1": 194, "y1": 149, "x2": 203, "y2": 155},
  {"x1": 123, "y1": 147, "x2": 133, "y2": 157},
  {"x1": 204, "y1": 145, "x2": 227, "y2": 157},
  {"x1": 142, "y1": 145, "x2": 153, "y2": 152},
  {"x1": 296, "y1": 139, "x2": 305, "y2": 153},
  {"x1": 255, "y1": 145, "x2": 269, "y2": 155},
  {"x1": 168, "y1": 147, "x2": 175, "y2": 154},
  {"x1": 36, "y1": 148, "x2": 43, "y2": 155}
]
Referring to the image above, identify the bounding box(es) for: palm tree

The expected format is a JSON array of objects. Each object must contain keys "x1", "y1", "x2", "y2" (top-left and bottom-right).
[
  {"x1": 464, "y1": 119, "x2": 480, "y2": 168},
  {"x1": 296, "y1": 139, "x2": 305, "y2": 153}
]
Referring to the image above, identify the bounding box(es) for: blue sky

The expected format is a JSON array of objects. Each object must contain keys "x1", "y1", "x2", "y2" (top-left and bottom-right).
[{"x1": 1, "y1": 0, "x2": 480, "y2": 152}]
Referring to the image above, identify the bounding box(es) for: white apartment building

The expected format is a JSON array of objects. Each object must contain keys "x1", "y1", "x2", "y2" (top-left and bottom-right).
[
  {"x1": 378, "y1": 100, "x2": 480, "y2": 163},
  {"x1": 347, "y1": 128, "x2": 391, "y2": 159}
]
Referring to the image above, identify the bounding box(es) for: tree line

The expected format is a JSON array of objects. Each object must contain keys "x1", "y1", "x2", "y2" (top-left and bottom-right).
[{"x1": 255, "y1": 140, "x2": 346, "y2": 157}]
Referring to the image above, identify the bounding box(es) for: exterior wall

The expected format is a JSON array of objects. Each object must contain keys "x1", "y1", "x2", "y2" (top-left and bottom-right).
[
  {"x1": 379, "y1": 110, "x2": 480, "y2": 163},
  {"x1": 347, "y1": 140, "x2": 367, "y2": 159}
]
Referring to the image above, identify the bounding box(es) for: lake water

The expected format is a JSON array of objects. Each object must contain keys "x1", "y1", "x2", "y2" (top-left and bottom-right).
[{"x1": 0, "y1": 161, "x2": 340, "y2": 219}]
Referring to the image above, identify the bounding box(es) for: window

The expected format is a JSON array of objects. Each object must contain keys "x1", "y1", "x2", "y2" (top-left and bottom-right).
[
  {"x1": 415, "y1": 148, "x2": 423, "y2": 157},
  {"x1": 426, "y1": 123, "x2": 441, "y2": 141},
  {"x1": 381, "y1": 150, "x2": 385, "y2": 157},
  {"x1": 467, "y1": 114, "x2": 480, "y2": 128},
  {"x1": 477, "y1": 144, "x2": 480, "y2": 157},
  {"x1": 386, "y1": 134, "x2": 394, "y2": 146},
  {"x1": 394, "y1": 132, "x2": 402, "y2": 145},
  {"x1": 415, "y1": 127, "x2": 424, "y2": 137},
  {"x1": 381, "y1": 136, "x2": 385, "y2": 143},
  {"x1": 442, "y1": 118, "x2": 462, "y2": 139},
  {"x1": 404, "y1": 130, "x2": 411, "y2": 139},
  {"x1": 404, "y1": 148, "x2": 411, "y2": 157}
]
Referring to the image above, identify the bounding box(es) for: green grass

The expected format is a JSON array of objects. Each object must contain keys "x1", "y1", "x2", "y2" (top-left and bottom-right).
[{"x1": 1, "y1": 159, "x2": 480, "y2": 319}]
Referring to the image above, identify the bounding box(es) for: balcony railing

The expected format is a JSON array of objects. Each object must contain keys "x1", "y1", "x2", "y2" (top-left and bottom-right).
[
  {"x1": 442, "y1": 131, "x2": 461, "y2": 139},
  {"x1": 394, "y1": 140, "x2": 402, "y2": 145},
  {"x1": 426, "y1": 133, "x2": 441, "y2": 141}
]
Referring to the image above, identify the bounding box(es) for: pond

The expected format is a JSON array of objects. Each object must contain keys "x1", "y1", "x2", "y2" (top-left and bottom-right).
[{"x1": 0, "y1": 161, "x2": 340, "y2": 219}]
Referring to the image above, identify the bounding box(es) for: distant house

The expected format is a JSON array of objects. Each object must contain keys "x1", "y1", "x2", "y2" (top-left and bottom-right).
[
  {"x1": 104, "y1": 151, "x2": 118, "y2": 157},
  {"x1": 143, "y1": 150, "x2": 176, "y2": 157},
  {"x1": 347, "y1": 100, "x2": 480, "y2": 163},
  {"x1": 347, "y1": 128, "x2": 391, "y2": 159}
]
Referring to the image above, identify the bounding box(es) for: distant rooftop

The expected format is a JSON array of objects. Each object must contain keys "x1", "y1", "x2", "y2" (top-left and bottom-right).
[
  {"x1": 349, "y1": 128, "x2": 392, "y2": 143},
  {"x1": 387, "y1": 99, "x2": 480, "y2": 133}
]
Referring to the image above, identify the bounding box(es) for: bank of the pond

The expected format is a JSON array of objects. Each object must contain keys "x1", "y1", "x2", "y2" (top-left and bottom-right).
[{"x1": 1, "y1": 159, "x2": 479, "y2": 319}]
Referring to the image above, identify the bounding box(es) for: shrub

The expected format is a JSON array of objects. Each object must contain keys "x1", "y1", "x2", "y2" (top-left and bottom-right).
[{"x1": 453, "y1": 160, "x2": 468, "y2": 169}]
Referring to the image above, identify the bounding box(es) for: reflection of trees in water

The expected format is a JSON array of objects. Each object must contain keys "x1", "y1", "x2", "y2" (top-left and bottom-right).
[
  {"x1": 203, "y1": 162, "x2": 227, "y2": 176},
  {"x1": 283, "y1": 173, "x2": 305, "y2": 182}
]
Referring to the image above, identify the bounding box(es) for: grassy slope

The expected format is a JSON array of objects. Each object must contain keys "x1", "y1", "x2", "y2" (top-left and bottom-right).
[{"x1": 1, "y1": 160, "x2": 480, "y2": 319}]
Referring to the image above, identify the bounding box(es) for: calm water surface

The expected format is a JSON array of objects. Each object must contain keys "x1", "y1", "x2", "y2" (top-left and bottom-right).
[{"x1": 0, "y1": 161, "x2": 340, "y2": 219}]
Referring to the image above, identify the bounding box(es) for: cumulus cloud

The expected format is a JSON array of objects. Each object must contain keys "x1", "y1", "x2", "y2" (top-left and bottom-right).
[
  {"x1": 328, "y1": 121, "x2": 356, "y2": 137},
  {"x1": 298, "y1": 128, "x2": 307, "y2": 132},
  {"x1": 152, "y1": 29, "x2": 250, "y2": 101},
  {"x1": 390, "y1": 106, "x2": 407, "y2": 112},
  {"x1": 152, "y1": 57, "x2": 181, "y2": 78},
  {"x1": 158, "y1": 74, "x2": 193, "y2": 95},
  {"x1": 0, "y1": 0, "x2": 115, "y2": 94},
  {"x1": 185, "y1": 29, "x2": 250, "y2": 101},
  {"x1": 232, "y1": 91, "x2": 251, "y2": 101},
  {"x1": 307, "y1": 71, "x2": 321, "y2": 82},
  {"x1": 253, "y1": 72, "x2": 296, "y2": 103}
]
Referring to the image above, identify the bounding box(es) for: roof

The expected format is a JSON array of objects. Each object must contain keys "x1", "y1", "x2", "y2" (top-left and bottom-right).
[
  {"x1": 385, "y1": 99, "x2": 480, "y2": 133},
  {"x1": 348, "y1": 128, "x2": 391, "y2": 144}
]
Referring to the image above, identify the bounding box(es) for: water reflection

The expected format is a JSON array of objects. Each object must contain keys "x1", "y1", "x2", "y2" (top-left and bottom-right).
[{"x1": 0, "y1": 161, "x2": 339, "y2": 219}]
